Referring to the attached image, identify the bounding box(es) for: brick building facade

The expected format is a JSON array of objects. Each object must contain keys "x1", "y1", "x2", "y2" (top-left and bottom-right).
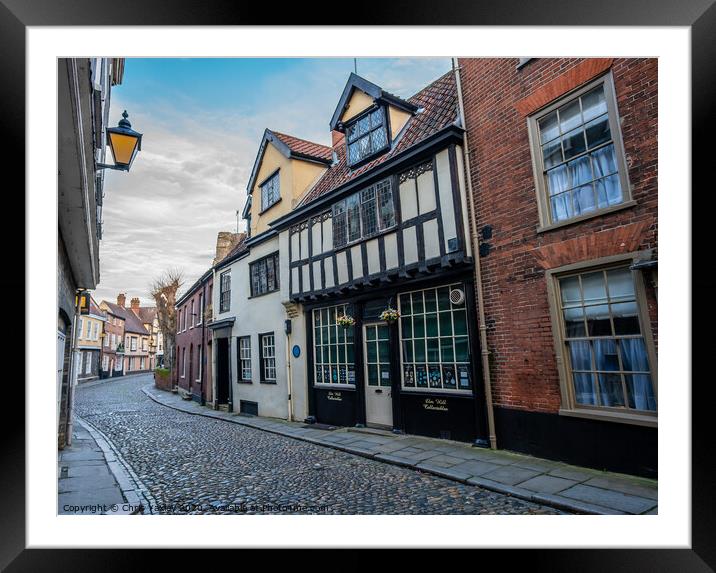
[
  {"x1": 175, "y1": 271, "x2": 214, "y2": 404},
  {"x1": 457, "y1": 58, "x2": 658, "y2": 477}
]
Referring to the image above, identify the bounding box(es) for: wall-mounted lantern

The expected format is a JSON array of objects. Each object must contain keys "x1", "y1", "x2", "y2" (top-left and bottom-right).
[{"x1": 98, "y1": 110, "x2": 142, "y2": 172}]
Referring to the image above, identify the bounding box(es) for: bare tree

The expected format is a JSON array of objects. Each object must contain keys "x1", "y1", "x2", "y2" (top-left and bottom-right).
[{"x1": 150, "y1": 268, "x2": 184, "y2": 381}]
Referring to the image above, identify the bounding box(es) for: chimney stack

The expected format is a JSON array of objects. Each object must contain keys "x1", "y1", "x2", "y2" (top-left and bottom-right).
[
  {"x1": 131, "y1": 297, "x2": 140, "y2": 311},
  {"x1": 213, "y1": 231, "x2": 245, "y2": 266},
  {"x1": 117, "y1": 293, "x2": 126, "y2": 307}
]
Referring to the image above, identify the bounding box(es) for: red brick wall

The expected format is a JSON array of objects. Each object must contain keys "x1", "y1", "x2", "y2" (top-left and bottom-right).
[
  {"x1": 458, "y1": 57, "x2": 658, "y2": 414},
  {"x1": 175, "y1": 277, "x2": 213, "y2": 403}
]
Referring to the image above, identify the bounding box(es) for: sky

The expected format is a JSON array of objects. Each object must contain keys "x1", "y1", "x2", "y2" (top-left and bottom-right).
[{"x1": 94, "y1": 58, "x2": 452, "y2": 306}]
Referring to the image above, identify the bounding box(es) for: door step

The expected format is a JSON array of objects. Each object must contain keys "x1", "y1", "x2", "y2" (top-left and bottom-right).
[
  {"x1": 347, "y1": 426, "x2": 395, "y2": 437},
  {"x1": 217, "y1": 404, "x2": 230, "y2": 412}
]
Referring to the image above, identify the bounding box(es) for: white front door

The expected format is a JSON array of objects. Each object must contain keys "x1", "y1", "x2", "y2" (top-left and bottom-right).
[{"x1": 363, "y1": 323, "x2": 393, "y2": 428}]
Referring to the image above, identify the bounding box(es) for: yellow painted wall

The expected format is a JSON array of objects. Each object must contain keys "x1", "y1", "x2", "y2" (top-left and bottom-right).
[
  {"x1": 78, "y1": 316, "x2": 103, "y2": 348},
  {"x1": 388, "y1": 107, "x2": 412, "y2": 140},
  {"x1": 340, "y1": 88, "x2": 413, "y2": 141},
  {"x1": 250, "y1": 141, "x2": 327, "y2": 236},
  {"x1": 339, "y1": 89, "x2": 374, "y2": 123}
]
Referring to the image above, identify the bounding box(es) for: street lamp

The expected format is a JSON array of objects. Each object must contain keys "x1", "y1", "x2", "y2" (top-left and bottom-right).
[{"x1": 98, "y1": 110, "x2": 142, "y2": 172}]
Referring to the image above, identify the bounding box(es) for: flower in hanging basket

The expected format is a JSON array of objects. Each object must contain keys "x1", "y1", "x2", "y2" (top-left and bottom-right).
[
  {"x1": 336, "y1": 314, "x2": 356, "y2": 327},
  {"x1": 380, "y1": 307, "x2": 400, "y2": 322}
]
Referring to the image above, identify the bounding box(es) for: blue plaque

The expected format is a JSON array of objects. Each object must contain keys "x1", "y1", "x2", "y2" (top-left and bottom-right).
[{"x1": 292, "y1": 345, "x2": 300, "y2": 358}]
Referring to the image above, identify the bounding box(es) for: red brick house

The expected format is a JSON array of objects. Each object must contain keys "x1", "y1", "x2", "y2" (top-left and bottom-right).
[
  {"x1": 457, "y1": 58, "x2": 658, "y2": 477},
  {"x1": 99, "y1": 297, "x2": 127, "y2": 377},
  {"x1": 175, "y1": 270, "x2": 213, "y2": 403}
]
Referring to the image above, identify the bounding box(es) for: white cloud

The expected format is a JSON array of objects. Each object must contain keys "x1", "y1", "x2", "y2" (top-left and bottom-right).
[{"x1": 93, "y1": 58, "x2": 452, "y2": 307}]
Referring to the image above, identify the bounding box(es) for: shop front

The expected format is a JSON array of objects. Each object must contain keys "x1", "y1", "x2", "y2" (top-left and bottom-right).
[{"x1": 306, "y1": 274, "x2": 488, "y2": 445}]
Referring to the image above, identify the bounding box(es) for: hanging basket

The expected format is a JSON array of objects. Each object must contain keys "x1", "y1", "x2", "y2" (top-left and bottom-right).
[
  {"x1": 380, "y1": 307, "x2": 400, "y2": 323},
  {"x1": 336, "y1": 314, "x2": 356, "y2": 327}
]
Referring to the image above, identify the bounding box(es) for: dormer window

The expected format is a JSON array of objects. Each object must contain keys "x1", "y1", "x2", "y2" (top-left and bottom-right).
[
  {"x1": 260, "y1": 170, "x2": 280, "y2": 212},
  {"x1": 346, "y1": 107, "x2": 389, "y2": 166}
]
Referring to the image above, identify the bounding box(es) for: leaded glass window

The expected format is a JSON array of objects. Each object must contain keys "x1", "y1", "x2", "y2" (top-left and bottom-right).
[
  {"x1": 332, "y1": 178, "x2": 395, "y2": 249},
  {"x1": 399, "y1": 285, "x2": 472, "y2": 392},
  {"x1": 558, "y1": 267, "x2": 656, "y2": 412},
  {"x1": 313, "y1": 304, "x2": 355, "y2": 386},
  {"x1": 346, "y1": 107, "x2": 389, "y2": 166},
  {"x1": 260, "y1": 171, "x2": 280, "y2": 211},
  {"x1": 532, "y1": 77, "x2": 628, "y2": 225},
  {"x1": 250, "y1": 252, "x2": 280, "y2": 297}
]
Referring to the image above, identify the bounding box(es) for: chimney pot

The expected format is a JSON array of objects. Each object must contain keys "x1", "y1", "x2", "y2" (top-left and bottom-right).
[
  {"x1": 117, "y1": 293, "x2": 126, "y2": 307},
  {"x1": 130, "y1": 297, "x2": 140, "y2": 310}
]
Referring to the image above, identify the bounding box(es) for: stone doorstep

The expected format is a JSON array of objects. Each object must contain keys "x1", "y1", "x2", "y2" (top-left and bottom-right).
[{"x1": 140, "y1": 384, "x2": 658, "y2": 516}]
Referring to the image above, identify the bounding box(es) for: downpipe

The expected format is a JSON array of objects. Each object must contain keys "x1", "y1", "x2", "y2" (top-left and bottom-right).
[{"x1": 452, "y1": 58, "x2": 497, "y2": 450}]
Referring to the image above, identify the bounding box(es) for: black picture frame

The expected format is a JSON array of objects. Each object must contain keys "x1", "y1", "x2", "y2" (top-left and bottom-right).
[{"x1": 6, "y1": 0, "x2": 712, "y2": 567}]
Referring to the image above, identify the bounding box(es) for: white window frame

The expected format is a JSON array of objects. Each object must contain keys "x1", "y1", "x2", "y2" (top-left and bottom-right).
[
  {"x1": 219, "y1": 270, "x2": 231, "y2": 313},
  {"x1": 238, "y1": 337, "x2": 252, "y2": 381},
  {"x1": 181, "y1": 347, "x2": 186, "y2": 378},
  {"x1": 527, "y1": 72, "x2": 633, "y2": 231},
  {"x1": 196, "y1": 346, "x2": 202, "y2": 383},
  {"x1": 198, "y1": 292, "x2": 203, "y2": 325},
  {"x1": 260, "y1": 333, "x2": 276, "y2": 382},
  {"x1": 312, "y1": 304, "x2": 356, "y2": 388},
  {"x1": 398, "y1": 283, "x2": 473, "y2": 394}
]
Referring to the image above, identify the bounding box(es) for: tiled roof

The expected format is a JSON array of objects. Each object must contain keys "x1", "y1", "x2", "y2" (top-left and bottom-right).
[
  {"x1": 297, "y1": 70, "x2": 458, "y2": 207},
  {"x1": 101, "y1": 301, "x2": 148, "y2": 335},
  {"x1": 89, "y1": 297, "x2": 105, "y2": 318},
  {"x1": 134, "y1": 306, "x2": 157, "y2": 324},
  {"x1": 271, "y1": 131, "x2": 333, "y2": 163}
]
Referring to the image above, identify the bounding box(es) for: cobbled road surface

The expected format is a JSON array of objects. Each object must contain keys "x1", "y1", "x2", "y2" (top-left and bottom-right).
[{"x1": 75, "y1": 375, "x2": 562, "y2": 515}]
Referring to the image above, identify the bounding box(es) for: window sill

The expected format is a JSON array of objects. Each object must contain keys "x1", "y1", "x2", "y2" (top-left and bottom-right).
[
  {"x1": 248, "y1": 289, "x2": 280, "y2": 300},
  {"x1": 260, "y1": 380, "x2": 277, "y2": 385},
  {"x1": 400, "y1": 388, "x2": 473, "y2": 397},
  {"x1": 537, "y1": 200, "x2": 637, "y2": 234},
  {"x1": 237, "y1": 380, "x2": 253, "y2": 384},
  {"x1": 258, "y1": 197, "x2": 282, "y2": 216},
  {"x1": 559, "y1": 407, "x2": 657, "y2": 428}
]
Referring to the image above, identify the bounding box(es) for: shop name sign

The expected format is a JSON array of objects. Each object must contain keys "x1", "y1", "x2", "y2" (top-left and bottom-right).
[
  {"x1": 422, "y1": 397, "x2": 448, "y2": 412},
  {"x1": 327, "y1": 391, "x2": 343, "y2": 402}
]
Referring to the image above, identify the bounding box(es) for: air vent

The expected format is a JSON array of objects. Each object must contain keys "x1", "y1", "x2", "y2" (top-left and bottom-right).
[{"x1": 449, "y1": 288, "x2": 465, "y2": 306}]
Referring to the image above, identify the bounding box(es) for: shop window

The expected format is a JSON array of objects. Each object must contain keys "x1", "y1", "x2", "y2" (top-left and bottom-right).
[
  {"x1": 313, "y1": 304, "x2": 355, "y2": 386},
  {"x1": 398, "y1": 284, "x2": 472, "y2": 392}
]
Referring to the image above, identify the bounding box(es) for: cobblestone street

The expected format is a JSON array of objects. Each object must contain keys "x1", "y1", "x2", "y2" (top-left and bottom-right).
[{"x1": 74, "y1": 375, "x2": 562, "y2": 515}]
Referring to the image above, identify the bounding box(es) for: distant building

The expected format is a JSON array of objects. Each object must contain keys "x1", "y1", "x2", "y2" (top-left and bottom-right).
[
  {"x1": 99, "y1": 298, "x2": 127, "y2": 377},
  {"x1": 76, "y1": 297, "x2": 106, "y2": 383},
  {"x1": 100, "y1": 294, "x2": 151, "y2": 374},
  {"x1": 129, "y1": 298, "x2": 162, "y2": 370},
  {"x1": 57, "y1": 57, "x2": 124, "y2": 449}
]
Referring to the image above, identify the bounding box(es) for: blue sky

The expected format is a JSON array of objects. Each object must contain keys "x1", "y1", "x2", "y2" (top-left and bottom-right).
[{"x1": 96, "y1": 58, "x2": 452, "y2": 305}]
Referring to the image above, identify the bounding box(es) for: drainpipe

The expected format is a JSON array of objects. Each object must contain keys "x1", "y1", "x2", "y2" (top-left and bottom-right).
[
  {"x1": 452, "y1": 58, "x2": 497, "y2": 450},
  {"x1": 285, "y1": 325, "x2": 294, "y2": 422}
]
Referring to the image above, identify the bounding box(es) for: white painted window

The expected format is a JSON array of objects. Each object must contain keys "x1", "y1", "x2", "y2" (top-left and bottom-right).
[
  {"x1": 260, "y1": 334, "x2": 276, "y2": 382},
  {"x1": 313, "y1": 304, "x2": 355, "y2": 386},
  {"x1": 190, "y1": 300, "x2": 195, "y2": 328},
  {"x1": 196, "y1": 346, "x2": 202, "y2": 382},
  {"x1": 198, "y1": 293, "x2": 203, "y2": 324},
  {"x1": 84, "y1": 352, "x2": 92, "y2": 374},
  {"x1": 181, "y1": 348, "x2": 186, "y2": 378},
  {"x1": 238, "y1": 337, "x2": 252, "y2": 381}
]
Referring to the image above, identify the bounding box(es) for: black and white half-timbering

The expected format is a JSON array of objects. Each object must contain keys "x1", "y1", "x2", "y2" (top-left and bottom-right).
[{"x1": 268, "y1": 71, "x2": 490, "y2": 444}]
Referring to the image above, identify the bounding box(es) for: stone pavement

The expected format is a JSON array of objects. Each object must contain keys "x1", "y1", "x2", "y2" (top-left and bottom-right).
[
  {"x1": 142, "y1": 385, "x2": 658, "y2": 515},
  {"x1": 58, "y1": 417, "x2": 150, "y2": 515}
]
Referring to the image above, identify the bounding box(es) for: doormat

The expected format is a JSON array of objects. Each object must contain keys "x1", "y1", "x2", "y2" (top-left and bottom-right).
[{"x1": 302, "y1": 423, "x2": 337, "y2": 431}]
